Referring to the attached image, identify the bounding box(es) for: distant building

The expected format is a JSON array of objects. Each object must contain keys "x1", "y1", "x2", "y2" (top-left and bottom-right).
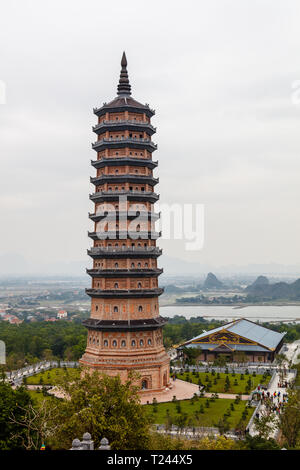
[
  {"x1": 9, "y1": 317, "x2": 23, "y2": 325},
  {"x1": 57, "y1": 310, "x2": 68, "y2": 319},
  {"x1": 3, "y1": 314, "x2": 23, "y2": 325},
  {"x1": 177, "y1": 318, "x2": 285, "y2": 363}
]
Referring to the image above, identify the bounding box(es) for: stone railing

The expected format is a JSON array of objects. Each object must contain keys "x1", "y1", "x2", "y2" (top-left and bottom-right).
[
  {"x1": 246, "y1": 402, "x2": 262, "y2": 434},
  {"x1": 70, "y1": 433, "x2": 111, "y2": 450}
]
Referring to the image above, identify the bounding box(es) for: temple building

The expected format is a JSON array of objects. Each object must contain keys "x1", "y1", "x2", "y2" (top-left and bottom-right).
[
  {"x1": 79, "y1": 53, "x2": 170, "y2": 392},
  {"x1": 178, "y1": 318, "x2": 286, "y2": 363}
]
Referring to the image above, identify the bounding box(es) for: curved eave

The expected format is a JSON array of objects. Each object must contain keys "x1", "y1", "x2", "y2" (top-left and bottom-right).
[
  {"x1": 91, "y1": 157, "x2": 158, "y2": 170},
  {"x1": 90, "y1": 175, "x2": 159, "y2": 187},
  {"x1": 88, "y1": 231, "x2": 162, "y2": 240},
  {"x1": 89, "y1": 191, "x2": 159, "y2": 203},
  {"x1": 92, "y1": 139, "x2": 157, "y2": 153},
  {"x1": 86, "y1": 268, "x2": 163, "y2": 278},
  {"x1": 87, "y1": 248, "x2": 162, "y2": 259},
  {"x1": 93, "y1": 121, "x2": 156, "y2": 136},
  {"x1": 89, "y1": 211, "x2": 160, "y2": 222},
  {"x1": 93, "y1": 104, "x2": 155, "y2": 119},
  {"x1": 82, "y1": 316, "x2": 167, "y2": 331},
  {"x1": 86, "y1": 288, "x2": 164, "y2": 298}
]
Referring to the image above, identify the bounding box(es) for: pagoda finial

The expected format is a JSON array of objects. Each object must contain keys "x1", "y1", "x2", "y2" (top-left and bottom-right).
[{"x1": 117, "y1": 51, "x2": 131, "y2": 96}]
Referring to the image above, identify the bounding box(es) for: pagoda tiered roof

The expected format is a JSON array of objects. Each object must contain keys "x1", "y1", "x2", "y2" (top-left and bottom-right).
[
  {"x1": 82, "y1": 316, "x2": 167, "y2": 331},
  {"x1": 91, "y1": 156, "x2": 158, "y2": 170}
]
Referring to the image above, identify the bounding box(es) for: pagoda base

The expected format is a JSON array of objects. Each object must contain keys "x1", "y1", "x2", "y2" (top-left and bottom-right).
[{"x1": 79, "y1": 350, "x2": 170, "y2": 393}]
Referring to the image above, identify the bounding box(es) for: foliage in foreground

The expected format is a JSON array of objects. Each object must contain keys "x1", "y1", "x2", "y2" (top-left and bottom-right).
[
  {"x1": 49, "y1": 369, "x2": 151, "y2": 450},
  {"x1": 0, "y1": 376, "x2": 33, "y2": 450}
]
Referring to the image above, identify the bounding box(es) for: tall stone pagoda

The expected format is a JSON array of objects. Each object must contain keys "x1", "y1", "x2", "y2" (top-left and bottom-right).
[{"x1": 79, "y1": 53, "x2": 170, "y2": 392}]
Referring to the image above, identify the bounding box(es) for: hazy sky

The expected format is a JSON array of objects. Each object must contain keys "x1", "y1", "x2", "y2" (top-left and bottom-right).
[{"x1": 0, "y1": 0, "x2": 300, "y2": 273}]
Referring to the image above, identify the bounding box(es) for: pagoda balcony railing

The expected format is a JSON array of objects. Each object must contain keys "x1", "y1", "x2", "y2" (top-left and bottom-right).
[
  {"x1": 89, "y1": 210, "x2": 160, "y2": 221},
  {"x1": 90, "y1": 174, "x2": 159, "y2": 185},
  {"x1": 86, "y1": 287, "x2": 164, "y2": 297},
  {"x1": 89, "y1": 246, "x2": 162, "y2": 254},
  {"x1": 92, "y1": 137, "x2": 157, "y2": 151},
  {"x1": 91, "y1": 156, "x2": 158, "y2": 170},
  {"x1": 88, "y1": 246, "x2": 162, "y2": 255},
  {"x1": 82, "y1": 316, "x2": 167, "y2": 331},
  {"x1": 90, "y1": 190, "x2": 159, "y2": 202},
  {"x1": 93, "y1": 119, "x2": 156, "y2": 133},
  {"x1": 87, "y1": 268, "x2": 163, "y2": 274},
  {"x1": 93, "y1": 155, "x2": 156, "y2": 162},
  {"x1": 86, "y1": 268, "x2": 163, "y2": 276},
  {"x1": 88, "y1": 230, "x2": 161, "y2": 240}
]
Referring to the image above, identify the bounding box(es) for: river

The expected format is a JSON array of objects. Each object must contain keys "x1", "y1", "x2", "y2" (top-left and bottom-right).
[{"x1": 159, "y1": 305, "x2": 300, "y2": 323}]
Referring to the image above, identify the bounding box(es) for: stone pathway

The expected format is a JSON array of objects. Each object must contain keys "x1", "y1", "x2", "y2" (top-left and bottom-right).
[
  {"x1": 139, "y1": 379, "x2": 249, "y2": 404},
  {"x1": 248, "y1": 370, "x2": 294, "y2": 438},
  {"x1": 140, "y1": 379, "x2": 199, "y2": 404}
]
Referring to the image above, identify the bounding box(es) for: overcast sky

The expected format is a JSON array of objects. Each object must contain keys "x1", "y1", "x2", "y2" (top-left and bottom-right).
[{"x1": 0, "y1": 0, "x2": 300, "y2": 274}]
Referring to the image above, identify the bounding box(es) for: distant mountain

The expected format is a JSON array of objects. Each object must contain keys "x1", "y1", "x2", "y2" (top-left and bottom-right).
[
  {"x1": 245, "y1": 277, "x2": 300, "y2": 300},
  {"x1": 203, "y1": 272, "x2": 223, "y2": 289},
  {"x1": 245, "y1": 275, "x2": 269, "y2": 292}
]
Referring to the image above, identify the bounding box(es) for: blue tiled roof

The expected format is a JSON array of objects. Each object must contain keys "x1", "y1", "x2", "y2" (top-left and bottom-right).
[{"x1": 179, "y1": 318, "x2": 285, "y2": 350}]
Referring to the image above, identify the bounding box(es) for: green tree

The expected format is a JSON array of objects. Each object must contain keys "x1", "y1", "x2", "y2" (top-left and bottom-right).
[
  {"x1": 253, "y1": 411, "x2": 277, "y2": 440},
  {"x1": 279, "y1": 389, "x2": 300, "y2": 448},
  {"x1": 0, "y1": 380, "x2": 33, "y2": 450},
  {"x1": 214, "y1": 417, "x2": 230, "y2": 435},
  {"x1": 51, "y1": 369, "x2": 151, "y2": 450}
]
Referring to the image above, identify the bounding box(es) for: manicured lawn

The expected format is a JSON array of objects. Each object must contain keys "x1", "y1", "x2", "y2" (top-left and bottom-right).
[
  {"x1": 176, "y1": 371, "x2": 270, "y2": 394},
  {"x1": 145, "y1": 396, "x2": 253, "y2": 429},
  {"x1": 26, "y1": 367, "x2": 80, "y2": 385},
  {"x1": 28, "y1": 390, "x2": 58, "y2": 405}
]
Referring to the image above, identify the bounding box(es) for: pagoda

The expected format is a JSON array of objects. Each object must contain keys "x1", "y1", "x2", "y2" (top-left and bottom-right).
[{"x1": 79, "y1": 53, "x2": 170, "y2": 392}]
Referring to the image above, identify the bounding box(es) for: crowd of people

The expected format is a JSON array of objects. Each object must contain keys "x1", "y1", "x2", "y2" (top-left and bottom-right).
[{"x1": 255, "y1": 380, "x2": 290, "y2": 418}]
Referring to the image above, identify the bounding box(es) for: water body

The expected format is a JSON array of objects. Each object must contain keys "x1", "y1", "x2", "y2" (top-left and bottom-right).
[{"x1": 160, "y1": 305, "x2": 300, "y2": 323}]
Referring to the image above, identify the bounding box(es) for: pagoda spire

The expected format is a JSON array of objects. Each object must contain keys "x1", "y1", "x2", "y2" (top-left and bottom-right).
[{"x1": 117, "y1": 51, "x2": 131, "y2": 96}]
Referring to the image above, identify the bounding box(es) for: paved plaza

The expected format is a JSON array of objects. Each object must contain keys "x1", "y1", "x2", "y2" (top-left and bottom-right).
[{"x1": 139, "y1": 379, "x2": 199, "y2": 404}]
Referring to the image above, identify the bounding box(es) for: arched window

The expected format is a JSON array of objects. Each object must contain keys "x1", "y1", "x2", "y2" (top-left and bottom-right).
[
  {"x1": 141, "y1": 380, "x2": 147, "y2": 390},
  {"x1": 131, "y1": 262, "x2": 135, "y2": 268},
  {"x1": 140, "y1": 339, "x2": 144, "y2": 347},
  {"x1": 113, "y1": 306, "x2": 118, "y2": 313},
  {"x1": 114, "y1": 283, "x2": 119, "y2": 289},
  {"x1": 138, "y1": 283, "x2": 142, "y2": 289},
  {"x1": 147, "y1": 339, "x2": 152, "y2": 345},
  {"x1": 115, "y1": 263, "x2": 119, "y2": 268},
  {"x1": 104, "y1": 340, "x2": 108, "y2": 347},
  {"x1": 112, "y1": 340, "x2": 117, "y2": 347},
  {"x1": 131, "y1": 340, "x2": 136, "y2": 347},
  {"x1": 138, "y1": 305, "x2": 143, "y2": 311},
  {"x1": 137, "y1": 262, "x2": 141, "y2": 268},
  {"x1": 121, "y1": 340, "x2": 126, "y2": 347}
]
